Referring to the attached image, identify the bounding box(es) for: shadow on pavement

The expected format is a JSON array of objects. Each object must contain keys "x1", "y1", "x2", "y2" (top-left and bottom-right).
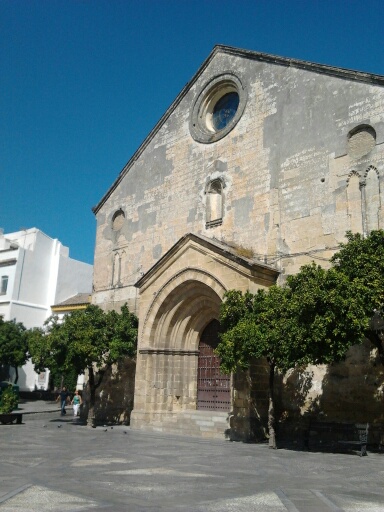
[{"x1": 49, "y1": 416, "x2": 87, "y2": 427}]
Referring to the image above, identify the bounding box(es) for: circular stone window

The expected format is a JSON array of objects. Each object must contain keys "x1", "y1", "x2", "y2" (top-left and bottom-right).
[
  {"x1": 112, "y1": 209, "x2": 125, "y2": 231},
  {"x1": 190, "y1": 73, "x2": 247, "y2": 143}
]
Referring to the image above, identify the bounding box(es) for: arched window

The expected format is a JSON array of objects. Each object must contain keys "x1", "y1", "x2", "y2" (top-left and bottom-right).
[
  {"x1": 206, "y1": 179, "x2": 224, "y2": 228},
  {"x1": 364, "y1": 166, "x2": 380, "y2": 233},
  {"x1": 346, "y1": 171, "x2": 363, "y2": 233},
  {"x1": 112, "y1": 209, "x2": 125, "y2": 231}
]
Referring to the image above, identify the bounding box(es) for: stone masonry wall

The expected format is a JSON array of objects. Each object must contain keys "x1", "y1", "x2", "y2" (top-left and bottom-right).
[
  {"x1": 93, "y1": 53, "x2": 384, "y2": 308},
  {"x1": 91, "y1": 48, "x2": 384, "y2": 439}
]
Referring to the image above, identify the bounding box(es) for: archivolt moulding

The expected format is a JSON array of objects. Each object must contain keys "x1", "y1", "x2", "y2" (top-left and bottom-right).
[{"x1": 139, "y1": 267, "x2": 227, "y2": 351}]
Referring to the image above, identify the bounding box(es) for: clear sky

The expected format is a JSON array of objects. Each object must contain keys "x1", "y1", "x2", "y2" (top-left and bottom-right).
[{"x1": 1, "y1": 0, "x2": 384, "y2": 265}]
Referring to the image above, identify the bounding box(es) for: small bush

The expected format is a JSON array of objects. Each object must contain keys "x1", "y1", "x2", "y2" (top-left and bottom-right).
[{"x1": 0, "y1": 384, "x2": 18, "y2": 413}]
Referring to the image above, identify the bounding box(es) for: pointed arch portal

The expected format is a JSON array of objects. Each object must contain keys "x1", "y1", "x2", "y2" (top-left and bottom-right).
[{"x1": 131, "y1": 233, "x2": 279, "y2": 439}]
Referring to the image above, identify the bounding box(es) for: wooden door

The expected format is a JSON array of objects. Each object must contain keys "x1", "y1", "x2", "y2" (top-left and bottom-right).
[{"x1": 197, "y1": 320, "x2": 230, "y2": 411}]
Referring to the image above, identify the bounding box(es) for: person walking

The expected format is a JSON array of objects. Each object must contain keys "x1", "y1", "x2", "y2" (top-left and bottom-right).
[
  {"x1": 71, "y1": 390, "x2": 82, "y2": 417},
  {"x1": 56, "y1": 386, "x2": 70, "y2": 416}
]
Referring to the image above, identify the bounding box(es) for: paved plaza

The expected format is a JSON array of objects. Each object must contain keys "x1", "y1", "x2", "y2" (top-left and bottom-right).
[{"x1": 0, "y1": 399, "x2": 383, "y2": 511}]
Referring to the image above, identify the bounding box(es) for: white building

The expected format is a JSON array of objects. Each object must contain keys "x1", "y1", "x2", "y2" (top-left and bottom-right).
[{"x1": 0, "y1": 228, "x2": 93, "y2": 391}]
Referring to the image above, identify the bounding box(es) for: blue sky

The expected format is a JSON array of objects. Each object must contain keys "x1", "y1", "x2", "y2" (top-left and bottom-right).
[{"x1": 1, "y1": 0, "x2": 384, "y2": 264}]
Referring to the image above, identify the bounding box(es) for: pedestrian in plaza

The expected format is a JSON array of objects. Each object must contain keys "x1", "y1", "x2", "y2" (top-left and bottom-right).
[
  {"x1": 71, "y1": 389, "x2": 82, "y2": 417},
  {"x1": 56, "y1": 386, "x2": 70, "y2": 416}
]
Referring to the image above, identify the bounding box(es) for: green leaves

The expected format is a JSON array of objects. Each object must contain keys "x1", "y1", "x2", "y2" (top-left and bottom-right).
[
  {"x1": 0, "y1": 384, "x2": 19, "y2": 413},
  {"x1": 26, "y1": 327, "x2": 50, "y2": 373},
  {"x1": 104, "y1": 305, "x2": 138, "y2": 365},
  {"x1": 218, "y1": 285, "x2": 299, "y2": 373},
  {"x1": 0, "y1": 319, "x2": 28, "y2": 382},
  {"x1": 218, "y1": 230, "x2": 384, "y2": 375},
  {"x1": 216, "y1": 230, "x2": 384, "y2": 447},
  {"x1": 28, "y1": 304, "x2": 138, "y2": 380},
  {"x1": 331, "y1": 230, "x2": 384, "y2": 313}
]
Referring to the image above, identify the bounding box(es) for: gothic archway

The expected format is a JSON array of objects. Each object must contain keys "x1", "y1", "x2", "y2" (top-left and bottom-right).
[
  {"x1": 140, "y1": 268, "x2": 227, "y2": 351},
  {"x1": 131, "y1": 233, "x2": 279, "y2": 438}
]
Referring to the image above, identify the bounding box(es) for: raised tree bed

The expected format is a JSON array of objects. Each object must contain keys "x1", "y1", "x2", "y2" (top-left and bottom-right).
[{"x1": 0, "y1": 412, "x2": 23, "y2": 424}]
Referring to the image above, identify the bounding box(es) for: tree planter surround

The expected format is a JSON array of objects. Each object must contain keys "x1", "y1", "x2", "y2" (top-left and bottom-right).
[{"x1": 0, "y1": 412, "x2": 22, "y2": 424}]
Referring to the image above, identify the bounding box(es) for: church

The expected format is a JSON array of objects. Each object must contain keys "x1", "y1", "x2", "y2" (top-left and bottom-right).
[{"x1": 91, "y1": 45, "x2": 384, "y2": 441}]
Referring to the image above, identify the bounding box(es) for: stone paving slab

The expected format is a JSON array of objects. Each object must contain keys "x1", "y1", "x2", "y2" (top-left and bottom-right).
[
  {"x1": 17, "y1": 398, "x2": 70, "y2": 415},
  {"x1": 0, "y1": 402, "x2": 384, "y2": 511}
]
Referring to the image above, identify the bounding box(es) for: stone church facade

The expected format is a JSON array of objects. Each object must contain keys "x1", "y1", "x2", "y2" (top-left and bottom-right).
[{"x1": 92, "y1": 45, "x2": 384, "y2": 440}]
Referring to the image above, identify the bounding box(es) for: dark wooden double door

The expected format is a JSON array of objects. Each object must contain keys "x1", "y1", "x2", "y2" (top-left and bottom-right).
[{"x1": 197, "y1": 319, "x2": 230, "y2": 411}]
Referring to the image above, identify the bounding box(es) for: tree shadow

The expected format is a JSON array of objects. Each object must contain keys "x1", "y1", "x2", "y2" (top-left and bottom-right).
[
  {"x1": 81, "y1": 357, "x2": 136, "y2": 426},
  {"x1": 0, "y1": 364, "x2": 10, "y2": 381},
  {"x1": 49, "y1": 416, "x2": 87, "y2": 427},
  {"x1": 274, "y1": 366, "x2": 316, "y2": 449},
  {"x1": 245, "y1": 360, "x2": 315, "y2": 446},
  {"x1": 275, "y1": 339, "x2": 384, "y2": 451}
]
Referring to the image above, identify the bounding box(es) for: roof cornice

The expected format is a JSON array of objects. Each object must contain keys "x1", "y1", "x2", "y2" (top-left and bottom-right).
[
  {"x1": 51, "y1": 304, "x2": 88, "y2": 312},
  {"x1": 212, "y1": 45, "x2": 384, "y2": 85},
  {"x1": 92, "y1": 44, "x2": 384, "y2": 214}
]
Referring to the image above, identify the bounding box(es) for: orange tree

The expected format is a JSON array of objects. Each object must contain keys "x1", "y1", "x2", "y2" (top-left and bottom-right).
[
  {"x1": 0, "y1": 318, "x2": 28, "y2": 384},
  {"x1": 331, "y1": 230, "x2": 384, "y2": 364},
  {"x1": 217, "y1": 261, "x2": 368, "y2": 448},
  {"x1": 29, "y1": 304, "x2": 138, "y2": 426}
]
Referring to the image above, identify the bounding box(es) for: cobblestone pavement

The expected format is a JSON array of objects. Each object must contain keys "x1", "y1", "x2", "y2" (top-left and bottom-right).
[{"x1": 1, "y1": 401, "x2": 384, "y2": 511}]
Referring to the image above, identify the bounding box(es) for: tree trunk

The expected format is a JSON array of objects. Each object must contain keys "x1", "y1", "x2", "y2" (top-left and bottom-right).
[
  {"x1": 13, "y1": 366, "x2": 19, "y2": 385},
  {"x1": 86, "y1": 366, "x2": 97, "y2": 428},
  {"x1": 268, "y1": 362, "x2": 276, "y2": 449},
  {"x1": 365, "y1": 330, "x2": 384, "y2": 366}
]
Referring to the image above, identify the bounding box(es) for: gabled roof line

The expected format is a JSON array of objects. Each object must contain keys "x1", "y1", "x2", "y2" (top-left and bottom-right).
[
  {"x1": 135, "y1": 232, "x2": 279, "y2": 289},
  {"x1": 92, "y1": 44, "x2": 384, "y2": 214},
  {"x1": 214, "y1": 45, "x2": 384, "y2": 84},
  {"x1": 51, "y1": 293, "x2": 91, "y2": 309},
  {"x1": 92, "y1": 47, "x2": 216, "y2": 215}
]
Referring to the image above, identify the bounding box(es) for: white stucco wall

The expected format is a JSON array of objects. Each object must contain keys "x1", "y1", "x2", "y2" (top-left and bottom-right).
[
  {"x1": 0, "y1": 228, "x2": 93, "y2": 391},
  {"x1": 55, "y1": 255, "x2": 93, "y2": 305}
]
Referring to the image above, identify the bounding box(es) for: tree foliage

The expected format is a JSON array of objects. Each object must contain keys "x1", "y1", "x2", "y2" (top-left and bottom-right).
[
  {"x1": 0, "y1": 318, "x2": 28, "y2": 384},
  {"x1": 218, "y1": 265, "x2": 367, "y2": 374},
  {"x1": 285, "y1": 264, "x2": 368, "y2": 364},
  {"x1": 218, "y1": 287, "x2": 295, "y2": 373},
  {"x1": 27, "y1": 326, "x2": 56, "y2": 375},
  {"x1": 28, "y1": 304, "x2": 138, "y2": 425},
  {"x1": 0, "y1": 384, "x2": 19, "y2": 413},
  {"x1": 331, "y1": 230, "x2": 384, "y2": 363},
  {"x1": 217, "y1": 230, "x2": 384, "y2": 447},
  {"x1": 331, "y1": 230, "x2": 384, "y2": 310},
  {"x1": 27, "y1": 326, "x2": 77, "y2": 390}
]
